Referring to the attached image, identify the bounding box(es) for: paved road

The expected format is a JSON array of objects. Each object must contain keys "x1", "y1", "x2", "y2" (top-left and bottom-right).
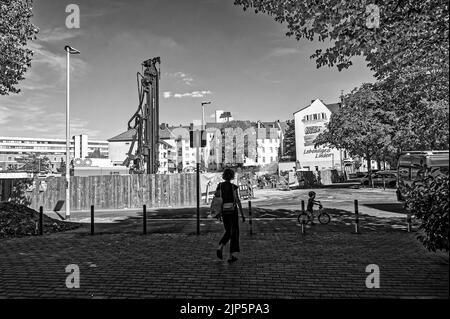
[
  {"x1": 0, "y1": 213, "x2": 448, "y2": 298},
  {"x1": 2, "y1": 187, "x2": 446, "y2": 299},
  {"x1": 47, "y1": 188, "x2": 404, "y2": 223}
]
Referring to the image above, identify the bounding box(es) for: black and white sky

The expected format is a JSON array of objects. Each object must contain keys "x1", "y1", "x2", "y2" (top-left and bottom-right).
[{"x1": 0, "y1": 0, "x2": 375, "y2": 140}]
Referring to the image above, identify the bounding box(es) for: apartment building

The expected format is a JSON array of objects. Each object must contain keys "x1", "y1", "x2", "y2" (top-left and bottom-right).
[
  {"x1": 0, "y1": 135, "x2": 109, "y2": 171},
  {"x1": 293, "y1": 99, "x2": 382, "y2": 172},
  {"x1": 108, "y1": 127, "x2": 176, "y2": 174}
]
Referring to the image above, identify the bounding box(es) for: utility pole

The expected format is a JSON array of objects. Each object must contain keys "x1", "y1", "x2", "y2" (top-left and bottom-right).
[{"x1": 64, "y1": 45, "x2": 80, "y2": 220}]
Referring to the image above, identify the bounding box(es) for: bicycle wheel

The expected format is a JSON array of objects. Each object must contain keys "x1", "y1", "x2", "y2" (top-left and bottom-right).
[
  {"x1": 298, "y1": 212, "x2": 311, "y2": 225},
  {"x1": 318, "y1": 212, "x2": 331, "y2": 225}
]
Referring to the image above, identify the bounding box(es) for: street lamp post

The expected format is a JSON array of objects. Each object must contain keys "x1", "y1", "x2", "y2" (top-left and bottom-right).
[
  {"x1": 64, "y1": 45, "x2": 80, "y2": 220},
  {"x1": 195, "y1": 101, "x2": 211, "y2": 235}
]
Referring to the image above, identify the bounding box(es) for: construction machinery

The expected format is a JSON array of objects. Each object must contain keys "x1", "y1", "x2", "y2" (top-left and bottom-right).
[{"x1": 123, "y1": 57, "x2": 161, "y2": 174}]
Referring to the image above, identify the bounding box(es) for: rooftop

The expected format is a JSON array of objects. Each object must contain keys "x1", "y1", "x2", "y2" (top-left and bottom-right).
[{"x1": 293, "y1": 99, "x2": 341, "y2": 115}]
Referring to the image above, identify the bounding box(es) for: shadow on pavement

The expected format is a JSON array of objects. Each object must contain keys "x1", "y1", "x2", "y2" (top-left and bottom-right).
[
  {"x1": 62, "y1": 205, "x2": 418, "y2": 236},
  {"x1": 363, "y1": 203, "x2": 407, "y2": 214}
]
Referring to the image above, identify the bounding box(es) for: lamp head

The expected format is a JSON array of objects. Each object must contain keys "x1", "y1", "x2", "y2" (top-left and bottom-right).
[{"x1": 65, "y1": 45, "x2": 80, "y2": 54}]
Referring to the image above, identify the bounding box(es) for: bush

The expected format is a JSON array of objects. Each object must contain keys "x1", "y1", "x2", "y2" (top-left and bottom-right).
[
  {"x1": 404, "y1": 169, "x2": 449, "y2": 252},
  {"x1": 8, "y1": 179, "x2": 32, "y2": 206}
]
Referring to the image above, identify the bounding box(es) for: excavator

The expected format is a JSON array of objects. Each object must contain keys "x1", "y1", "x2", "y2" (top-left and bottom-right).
[{"x1": 123, "y1": 57, "x2": 161, "y2": 174}]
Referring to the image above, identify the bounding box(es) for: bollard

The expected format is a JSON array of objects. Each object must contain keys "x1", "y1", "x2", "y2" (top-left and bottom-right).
[
  {"x1": 354, "y1": 199, "x2": 360, "y2": 234},
  {"x1": 248, "y1": 201, "x2": 253, "y2": 236},
  {"x1": 301, "y1": 200, "x2": 306, "y2": 235},
  {"x1": 406, "y1": 213, "x2": 412, "y2": 232},
  {"x1": 143, "y1": 205, "x2": 147, "y2": 235},
  {"x1": 39, "y1": 206, "x2": 43, "y2": 236},
  {"x1": 90, "y1": 205, "x2": 95, "y2": 235}
]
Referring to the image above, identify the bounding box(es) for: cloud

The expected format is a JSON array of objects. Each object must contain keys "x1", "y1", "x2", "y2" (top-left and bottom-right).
[
  {"x1": 28, "y1": 42, "x2": 89, "y2": 84},
  {"x1": 173, "y1": 72, "x2": 194, "y2": 86},
  {"x1": 0, "y1": 106, "x2": 11, "y2": 125},
  {"x1": 266, "y1": 47, "x2": 301, "y2": 58},
  {"x1": 172, "y1": 90, "x2": 213, "y2": 98},
  {"x1": 0, "y1": 97, "x2": 100, "y2": 138},
  {"x1": 163, "y1": 91, "x2": 172, "y2": 98},
  {"x1": 165, "y1": 71, "x2": 195, "y2": 86},
  {"x1": 37, "y1": 27, "x2": 82, "y2": 43},
  {"x1": 82, "y1": 0, "x2": 128, "y2": 19}
]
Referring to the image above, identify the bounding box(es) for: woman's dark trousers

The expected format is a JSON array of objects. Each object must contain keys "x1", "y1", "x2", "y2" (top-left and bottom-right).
[{"x1": 219, "y1": 212, "x2": 240, "y2": 254}]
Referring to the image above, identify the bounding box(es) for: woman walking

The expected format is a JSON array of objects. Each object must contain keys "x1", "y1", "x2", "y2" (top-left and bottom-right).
[{"x1": 215, "y1": 168, "x2": 246, "y2": 263}]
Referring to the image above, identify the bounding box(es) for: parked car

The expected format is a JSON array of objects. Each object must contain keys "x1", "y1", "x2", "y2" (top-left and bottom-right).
[
  {"x1": 361, "y1": 171, "x2": 397, "y2": 187},
  {"x1": 346, "y1": 172, "x2": 367, "y2": 183}
]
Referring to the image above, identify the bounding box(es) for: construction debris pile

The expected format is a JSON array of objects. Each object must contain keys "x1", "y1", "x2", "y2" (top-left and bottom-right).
[{"x1": 0, "y1": 202, "x2": 79, "y2": 239}]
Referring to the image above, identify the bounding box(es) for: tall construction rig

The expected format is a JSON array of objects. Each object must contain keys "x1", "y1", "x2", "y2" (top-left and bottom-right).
[{"x1": 123, "y1": 57, "x2": 161, "y2": 174}]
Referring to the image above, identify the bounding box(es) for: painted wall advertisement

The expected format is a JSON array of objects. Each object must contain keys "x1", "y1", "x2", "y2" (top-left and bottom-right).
[{"x1": 303, "y1": 124, "x2": 333, "y2": 159}]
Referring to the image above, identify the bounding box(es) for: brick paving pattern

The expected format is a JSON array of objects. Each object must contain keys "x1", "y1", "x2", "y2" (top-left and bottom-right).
[{"x1": 0, "y1": 217, "x2": 448, "y2": 299}]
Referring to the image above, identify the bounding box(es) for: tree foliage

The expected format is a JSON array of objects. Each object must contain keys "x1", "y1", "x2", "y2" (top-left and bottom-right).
[
  {"x1": 234, "y1": 0, "x2": 448, "y2": 80},
  {"x1": 404, "y1": 169, "x2": 449, "y2": 252},
  {"x1": 234, "y1": 0, "x2": 449, "y2": 162},
  {"x1": 0, "y1": 0, "x2": 39, "y2": 95},
  {"x1": 15, "y1": 153, "x2": 52, "y2": 174},
  {"x1": 282, "y1": 119, "x2": 296, "y2": 161},
  {"x1": 314, "y1": 83, "x2": 394, "y2": 167}
]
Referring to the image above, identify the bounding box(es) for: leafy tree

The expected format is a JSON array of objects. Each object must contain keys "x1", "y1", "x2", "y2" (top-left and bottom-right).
[
  {"x1": 0, "y1": 0, "x2": 39, "y2": 95},
  {"x1": 87, "y1": 148, "x2": 107, "y2": 159},
  {"x1": 57, "y1": 159, "x2": 66, "y2": 176},
  {"x1": 404, "y1": 169, "x2": 449, "y2": 252},
  {"x1": 234, "y1": 0, "x2": 449, "y2": 158},
  {"x1": 282, "y1": 119, "x2": 296, "y2": 161},
  {"x1": 8, "y1": 179, "x2": 32, "y2": 206},
  {"x1": 233, "y1": 0, "x2": 448, "y2": 80},
  {"x1": 220, "y1": 112, "x2": 233, "y2": 122},
  {"x1": 15, "y1": 153, "x2": 52, "y2": 174},
  {"x1": 379, "y1": 71, "x2": 449, "y2": 153},
  {"x1": 314, "y1": 83, "x2": 395, "y2": 178}
]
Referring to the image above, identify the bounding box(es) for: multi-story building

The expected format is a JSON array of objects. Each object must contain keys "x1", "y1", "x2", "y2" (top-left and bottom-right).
[
  {"x1": 108, "y1": 126, "x2": 176, "y2": 174},
  {"x1": 109, "y1": 117, "x2": 288, "y2": 173},
  {"x1": 203, "y1": 120, "x2": 286, "y2": 170},
  {"x1": 293, "y1": 99, "x2": 382, "y2": 172},
  {"x1": 0, "y1": 135, "x2": 109, "y2": 171}
]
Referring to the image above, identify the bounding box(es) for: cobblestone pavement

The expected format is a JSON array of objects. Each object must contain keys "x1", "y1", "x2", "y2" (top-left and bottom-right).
[{"x1": 0, "y1": 217, "x2": 448, "y2": 299}]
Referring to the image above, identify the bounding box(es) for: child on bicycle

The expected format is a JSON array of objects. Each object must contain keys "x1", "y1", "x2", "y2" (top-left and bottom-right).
[{"x1": 307, "y1": 191, "x2": 322, "y2": 225}]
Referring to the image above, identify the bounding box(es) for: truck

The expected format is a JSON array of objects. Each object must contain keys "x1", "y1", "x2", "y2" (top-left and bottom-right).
[{"x1": 396, "y1": 150, "x2": 449, "y2": 201}]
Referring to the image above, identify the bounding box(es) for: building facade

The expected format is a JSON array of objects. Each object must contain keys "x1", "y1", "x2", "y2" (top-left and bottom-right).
[
  {"x1": 294, "y1": 99, "x2": 343, "y2": 171},
  {"x1": 0, "y1": 135, "x2": 109, "y2": 171},
  {"x1": 108, "y1": 127, "x2": 175, "y2": 174},
  {"x1": 294, "y1": 99, "x2": 383, "y2": 172}
]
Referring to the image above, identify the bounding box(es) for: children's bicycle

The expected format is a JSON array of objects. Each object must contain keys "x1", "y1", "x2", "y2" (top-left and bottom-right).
[{"x1": 297, "y1": 207, "x2": 331, "y2": 225}]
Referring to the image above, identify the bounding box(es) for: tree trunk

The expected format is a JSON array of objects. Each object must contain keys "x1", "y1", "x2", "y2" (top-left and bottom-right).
[{"x1": 366, "y1": 153, "x2": 372, "y2": 188}]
